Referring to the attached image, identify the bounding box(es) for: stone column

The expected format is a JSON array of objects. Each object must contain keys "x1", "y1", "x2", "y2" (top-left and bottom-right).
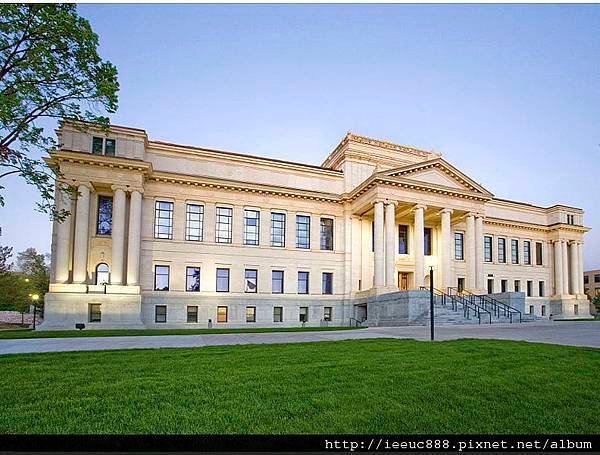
[
  {"x1": 554, "y1": 240, "x2": 563, "y2": 295},
  {"x1": 72, "y1": 182, "x2": 91, "y2": 283},
  {"x1": 110, "y1": 185, "x2": 127, "y2": 285},
  {"x1": 54, "y1": 186, "x2": 73, "y2": 283},
  {"x1": 578, "y1": 242, "x2": 584, "y2": 296},
  {"x1": 385, "y1": 202, "x2": 396, "y2": 288},
  {"x1": 569, "y1": 241, "x2": 580, "y2": 295},
  {"x1": 561, "y1": 240, "x2": 569, "y2": 295},
  {"x1": 475, "y1": 214, "x2": 484, "y2": 292},
  {"x1": 373, "y1": 201, "x2": 385, "y2": 288},
  {"x1": 440, "y1": 209, "x2": 453, "y2": 292},
  {"x1": 413, "y1": 204, "x2": 426, "y2": 288},
  {"x1": 126, "y1": 189, "x2": 143, "y2": 286},
  {"x1": 465, "y1": 213, "x2": 476, "y2": 291}
]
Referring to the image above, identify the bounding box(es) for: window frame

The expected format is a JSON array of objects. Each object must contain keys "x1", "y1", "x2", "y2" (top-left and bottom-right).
[
  {"x1": 215, "y1": 206, "x2": 233, "y2": 244},
  {"x1": 299, "y1": 306, "x2": 309, "y2": 323},
  {"x1": 185, "y1": 203, "x2": 204, "y2": 242},
  {"x1": 484, "y1": 236, "x2": 493, "y2": 263},
  {"x1": 320, "y1": 217, "x2": 334, "y2": 251},
  {"x1": 154, "y1": 200, "x2": 174, "y2": 240},
  {"x1": 523, "y1": 240, "x2": 531, "y2": 265},
  {"x1": 273, "y1": 306, "x2": 283, "y2": 323},
  {"x1": 526, "y1": 280, "x2": 533, "y2": 297},
  {"x1": 155, "y1": 305, "x2": 167, "y2": 323},
  {"x1": 154, "y1": 265, "x2": 170, "y2": 291},
  {"x1": 424, "y1": 227, "x2": 432, "y2": 256},
  {"x1": 244, "y1": 269, "x2": 258, "y2": 293},
  {"x1": 243, "y1": 209, "x2": 260, "y2": 246},
  {"x1": 89, "y1": 303, "x2": 102, "y2": 323},
  {"x1": 398, "y1": 224, "x2": 409, "y2": 254},
  {"x1": 96, "y1": 195, "x2": 113, "y2": 236},
  {"x1": 322, "y1": 272, "x2": 333, "y2": 295},
  {"x1": 272, "y1": 270, "x2": 284, "y2": 294},
  {"x1": 91, "y1": 136, "x2": 116, "y2": 156},
  {"x1": 216, "y1": 268, "x2": 230, "y2": 293},
  {"x1": 216, "y1": 306, "x2": 228, "y2": 323},
  {"x1": 246, "y1": 306, "x2": 256, "y2": 323},
  {"x1": 187, "y1": 305, "x2": 198, "y2": 323},
  {"x1": 298, "y1": 271, "x2": 309, "y2": 295},
  {"x1": 95, "y1": 263, "x2": 109, "y2": 285},
  {"x1": 454, "y1": 232, "x2": 464, "y2": 260},
  {"x1": 185, "y1": 266, "x2": 201, "y2": 292},
  {"x1": 498, "y1": 238, "x2": 506, "y2": 263},
  {"x1": 323, "y1": 306, "x2": 332, "y2": 322},
  {"x1": 270, "y1": 212, "x2": 286, "y2": 247},
  {"x1": 535, "y1": 242, "x2": 543, "y2": 266},
  {"x1": 511, "y1": 239, "x2": 519, "y2": 264},
  {"x1": 296, "y1": 214, "x2": 311, "y2": 249}
]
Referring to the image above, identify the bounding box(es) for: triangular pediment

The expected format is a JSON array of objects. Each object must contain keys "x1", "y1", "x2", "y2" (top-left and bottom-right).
[{"x1": 381, "y1": 158, "x2": 493, "y2": 197}]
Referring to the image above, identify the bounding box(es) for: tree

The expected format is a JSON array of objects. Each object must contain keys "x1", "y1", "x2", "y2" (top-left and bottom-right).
[
  {"x1": 593, "y1": 294, "x2": 600, "y2": 316},
  {"x1": 0, "y1": 4, "x2": 119, "y2": 220},
  {"x1": 15, "y1": 247, "x2": 49, "y2": 300},
  {"x1": 0, "y1": 244, "x2": 12, "y2": 274}
]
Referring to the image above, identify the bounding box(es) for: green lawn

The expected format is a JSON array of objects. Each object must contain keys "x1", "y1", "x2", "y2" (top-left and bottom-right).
[
  {"x1": 0, "y1": 326, "x2": 362, "y2": 339},
  {"x1": 0, "y1": 339, "x2": 598, "y2": 434}
]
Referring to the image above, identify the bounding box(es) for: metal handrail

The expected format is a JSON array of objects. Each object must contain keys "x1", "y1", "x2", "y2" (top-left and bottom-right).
[
  {"x1": 457, "y1": 289, "x2": 522, "y2": 323},
  {"x1": 349, "y1": 317, "x2": 366, "y2": 327},
  {"x1": 447, "y1": 287, "x2": 492, "y2": 324}
]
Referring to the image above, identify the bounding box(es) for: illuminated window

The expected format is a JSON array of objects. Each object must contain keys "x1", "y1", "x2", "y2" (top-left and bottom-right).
[
  {"x1": 217, "y1": 306, "x2": 228, "y2": 323},
  {"x1": 96, "y1": 196, "x2": 113, "y2": 235},
  {"x1": 246, "y1": 306, "x2": 256, "y2": 323},
  {"x1": 89, "y1": 304, "x2": 101, "y2": 323},
  {"x1": 95, "y1": 263, "x2": 109, "y2": 285}
]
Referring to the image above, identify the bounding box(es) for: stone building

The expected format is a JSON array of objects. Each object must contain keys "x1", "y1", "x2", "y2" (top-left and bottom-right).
[{"x1": 42, "y1": 122, "x2": 591, "y2": 329}]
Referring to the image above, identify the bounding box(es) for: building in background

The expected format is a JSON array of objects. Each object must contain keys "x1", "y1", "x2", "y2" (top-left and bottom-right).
[
  {"x1": 41, "y1": 121, "x2": 591, "y2": 329},
  {"x1": 583, "y1": 270, "x2": 600, "y2": 300}
]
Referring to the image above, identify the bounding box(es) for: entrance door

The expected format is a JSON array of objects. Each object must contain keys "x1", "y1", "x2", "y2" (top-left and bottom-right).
[{"x1": 398, "y1": 272, "x2": 409, "y2": 291}]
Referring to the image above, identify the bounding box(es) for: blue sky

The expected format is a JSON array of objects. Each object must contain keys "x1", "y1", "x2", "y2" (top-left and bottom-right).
[{"x1": 2, "y1": 4, "x2": 599, "y2": 268}]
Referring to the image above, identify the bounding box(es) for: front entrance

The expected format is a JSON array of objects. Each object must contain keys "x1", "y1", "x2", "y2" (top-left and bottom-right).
[{"x1": 398, "y1": 272, "x2": 409, "y2": 291}]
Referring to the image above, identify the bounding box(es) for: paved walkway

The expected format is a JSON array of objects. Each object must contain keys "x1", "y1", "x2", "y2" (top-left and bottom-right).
[{"x1": 0, "y1": 321, "x2": 598, "y2": 355}]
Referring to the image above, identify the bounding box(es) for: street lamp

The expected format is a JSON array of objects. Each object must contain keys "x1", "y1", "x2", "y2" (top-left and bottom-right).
[
  {"x1": 30, "y1": 294, "x2": 39, "y2": 330},
  {"x1": 429, "y1": 266, "x2": 434, "y2": 341}
]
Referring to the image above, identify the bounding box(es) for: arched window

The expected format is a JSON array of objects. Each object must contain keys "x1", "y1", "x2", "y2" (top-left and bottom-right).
[{"x1": 96, "y1": 263, "x2": 109, "y2": 285}]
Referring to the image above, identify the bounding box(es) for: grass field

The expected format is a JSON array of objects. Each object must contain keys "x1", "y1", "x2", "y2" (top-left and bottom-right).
[
  {"x1": 1, "y1": 339, "x2": 598, "y2": 434},
  {"x1": 0, "y1": 326, "x2": 362, "y2": 339}
]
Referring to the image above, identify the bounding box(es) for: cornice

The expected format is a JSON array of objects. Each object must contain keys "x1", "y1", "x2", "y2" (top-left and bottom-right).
[
  {"x1": 484, "y1": 217, "x2": 590, "y2": 234},
  {"x1": 46, "y1": 150, "x2": 152, "y2": 174}
]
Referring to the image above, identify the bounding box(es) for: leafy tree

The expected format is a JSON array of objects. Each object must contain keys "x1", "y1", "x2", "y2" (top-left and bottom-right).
[
  {"x1": 0, "y1": 4, "x2": 119, "y2": 220},
  {"x1": 0, "y1": 247, "x2": 48, "y2": 312},
  {"x1": 0, "y1": 271, "x2": 32, "y2": 312},
  {"x1": 593, "y1": 294, "x2": 600, "y2": 315},
  {"x1": 0, "y1": 244, "x2": 12, "y2": 274},
  {"x1": 15, "y1": 247, "x2": 49, "y2": 300}
]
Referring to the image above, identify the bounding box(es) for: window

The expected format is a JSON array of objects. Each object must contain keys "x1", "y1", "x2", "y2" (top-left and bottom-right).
[
  {"x1": 217, "y1": 306, "x2": 228, "y2": 323},
  {"x1": 271, "y1": 212, "x2": 286, "y2": 247},
  {"x1": 538, "y1": 281, "x2": 545, "y2": 297},
  {"x1": 299, "y1": 306, "x2": 308, "y2": 323},
  {"x1": 244, "y1": 209, "x2": 260, "y2": 245},
  {"x1": 457, "y1": 278, "x2": 465, "y2": 293},
  {"x1": 398, "y1": 225, "x2": 408, "y2": 254},
  {"x1": 487, "y1": 279, "x2": 494, "y2": 294},
  {"x1": 155, "y1": 305, "x2": 167, "y2": 323},
  {"x1": 514, "y1": 280, "x2": 521, "y2": 292},
  {"x1": 574, "y1": 304, "x2": 579, "y2": 315},
  {"x1": 186, "y1": 267, "x2": 200, "y2": 292},
  {"x1": 186, "y1": 204, "x2": 204, "y2": 241},
  {"x1": 584, "y1": 275, "x2": 589, "y2": 284},
  {"x1": 524, "y1": 241, "x2": 531, "y2": 265},
  {"x1": 187, "y1": 306, "x2": 198, "y2": 323},
  {"x1": 484, "y1": 236, "x2": 493, "y2": 262},
  {"x1": 154, "y1": 201, "x2": 173, "y2": 239},
  {"x1": 322, "y1": 272, "x2": 333, "y2": 295},
  {"x1": 215, "y1": 207, "x2": 233, "y2": 243},
  {"x1": 536, "y1": 242, "x2": 543, "y2": 265},
  {"x1": 272, "y1": 270, "x2": 284, "y2": 294},
  {"x1": 529, "y1": 305, "x2": 534, "y2": 315},
  {"x1": 320, "y1": 218, "x2": 334, "y2": 250},
  {"x1": 498, "y1": 238, "x2": 506, "y2": 263},
  {"x1": 541, "y1": 305, "x2": 546, "y2": 316},
  {"x1": 567, "y1": 214, "x2": 575, "y2": 225},
  {"x1": 95, "y1": 263, "x2": 109, "y2": 285},
  {"x1": 511, "y1": 239, "x2": 519, "y2": 264},
  {"x1": 244, "y1": 269, "x2": 257, "y2": 293},
  {"x1": 89, "y1": 304, "x2": 101, "y2": 323},
  {"x1": 154, "y1": 265, "x2": 169, "y2": 291},
  {"x1": 595, "y1": 274, "x2": 600, "y2": 283},
  {"x1": 454, "y1": 233, "x2": 464, "y2": 260},
  {"x1": 273, "y1": 306, "x2": 283, "y2": 323},
  {"x1": 216, "y1": 268, "x2": 230, "y2": 292},
  {"x1": 324, "y1": 307, "x2": 332, "y2": 322},
  {"x1": 527, "y1": 280, "x2": 533, "y2": 297},
  {"x1": 298, "y1": 271, "x2": 309, "y2": 294},
  {"x1": 246, "y1": 306, "x2": 256, "y2": 323},
  {"x1": 501, "y1": 279, "x2": 507, "y2": 293},
  {"x1": 424, "y1": 227, "x2": 432, "y2": 256},
  {"x1": 92, "y1": 136, "x2": 116, "y2": 156},
  {"x1": 96, "y1": 195, "x2": 113, "y2": 235},
  {"x1": 296, "y1": 215, "x2": 310, "y2": 249}
]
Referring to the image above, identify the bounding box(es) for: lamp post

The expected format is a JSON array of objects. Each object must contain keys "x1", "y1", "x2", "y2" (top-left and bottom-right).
[
  {"x1": 429, "y1": 266, "x2": 435, "y2": 341},
  {"x1": 31, "y1": 294, "x2": 39, "y2": 330}
]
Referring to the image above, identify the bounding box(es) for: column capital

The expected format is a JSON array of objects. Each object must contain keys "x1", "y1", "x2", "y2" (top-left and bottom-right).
[
  {"x1": 475, "y1": 212, "x2": 486, "y2": 219},
  {"x1": 127, "y1": 187, "x2": 144, "y2": 195},
  {"x1": 111, "y1": 184, "x2": 129, "y2": 192},
  {"x1": 371, "y1": 199, "x2": 386, "y2": 207},
  {"x1": 465, "y1": 211, "x2": 476, "y2": 218},
  {"x1": 384, "y1": 199, "x2": 398, "y2": 207},
  {"x1": 412, "y1": 203, "x2": 427, "y2": 212},
  {"x1": 74, "y1": 181, "x2": 93, "y2": 190},
  {"x1": 439, "y1": 208, "x2": 453, "y2": 215}
]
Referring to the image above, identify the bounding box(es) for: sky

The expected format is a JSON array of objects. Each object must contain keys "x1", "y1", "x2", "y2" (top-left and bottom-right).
[{"x1": 1, "y1": 4, "x2": 599, "y2": 268}]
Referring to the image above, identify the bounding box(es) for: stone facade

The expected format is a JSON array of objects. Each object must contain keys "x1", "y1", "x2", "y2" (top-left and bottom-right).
[{"x1": 41, "y1": 122, "x2": 592, "y2": 330}]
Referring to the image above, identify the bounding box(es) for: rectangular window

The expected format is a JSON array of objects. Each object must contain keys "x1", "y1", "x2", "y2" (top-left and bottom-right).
[
  {"x1": 536, "y1": 242, "x2": 543, "y2": 265},
  {"x1": 154, "y1": 265, "x2": 170, "y2": 291},
  {"x1": 541, "y1": 305, "x2": 546, "y2": 316},
  {"x1": 92, "y1": 136, "x2": 104, "y2": 155},
  {"x1": 524, "y1": 241, "x2": 531, "y2": 265},
  {"x1": 217, "y1": 306, "x2": 228, "y2": 323},
  {"x1": 155, "y1": 305, "x2": 167, "y2": 323},
  {"x1": 298, "y1": 271, "x2": 309, "y2": 294},
  {"x1": 187, "y1": 306, "x2": 198, "y2": 323},
  {"x1": 216, "y1": 268, "x2": 230, "y2": 292},
  {"x1": 89, "y1": 304, "x2": 101, "y2": 323},
  {"x1": 484, "y1": 236, "x2": 493, "y2": 262},
  {"x1": 186, "y1": 204, "x2": 204, "y2": 241},
  {"x1": 487, "y1": 279, "x2": 494, "y2": 294},
  {"x1": 322, "y1": 272, "x2": 333, "y2": 295},
  {"x1": 527, "y1": 280, "x2": 533, "y2": 297},
  {"x1": 457, "y1": 277, "x2": 465, "y2": 293},
  {"x1": 243, "y1": 209, "x2": 260, "y2": 245},
  {"x1": 514, "y1": 280, "x2": 521, "y2": 292},
  {"x1": 272, "y1": 270, "x2": 284, "y2": 294},
  {"x1": 511, "y1": 239, "x2": 519, "y2": 264},
  {"x1": 299, "y1": 306, "x2": 308, "y2": 323},
  {"x1": 424, "y1": 227, "x2": 432, "y2": 256},
  {"x1": 454, "y1": 233, "x2": 464, "y2": 260},
  {"x1": 92, "y1": 136, "x2": 116, "y2": 156},
  {"x1": 154, "y1": 201, "x2": 173, "y2": 239},
  {"x1": 271, "y1": 212, "x2": 286, "y2": 247},
  {"x1": 246, "y1": 306, "x2": 256, "y2": 323},
  {"x1": 498, "y1": 238, "x2": 506, "y2": 263},
  {"x1": 96, "y1": 195, "x2": 113, "y2": 235},
  {"x1": 104, "y1": 138, "x2": 116, "y2": 156},
  {"x1": 584, "y1": 275, "x2": 589, "y2": 284},
  {"x1": 186, "y1": 267, "x2": 200, "y2": 292},
  {"x1": 244, "y1": 269, "x2": 258, "y2": 293},
  {"x1": 296, "y1": 215, "x2": 310, "y2": 249},
  {"x1": 594, "y1": 274, "x2": 600, "y2": 283},
  {"x1": 574, "y1": 304, "x2": 579, "y2": 315},
  {"x1": 273, "y1": 306, "x2": 283, "y2": 323},
  {"x1": 538, "y1": 281, "x2": 545, "y2": 297},
  {"x1": 398, "y1": 225, "x2": 408, "y2": 254},
  {"x1": 529, "y1": 305, "x2": 534, "y2": 315},
  {"x1": 215, "y1": 207, "x2": 233, "y2": 243},
  {"x1": 324, "y1": 306, "x2": 332, "y2": 322},
  {"x1": 501, "y1": 279, "x2": 507, "y2": 293},
  {"x1": 320, "y1": 218, "x2": 334, "y2": 250}
]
